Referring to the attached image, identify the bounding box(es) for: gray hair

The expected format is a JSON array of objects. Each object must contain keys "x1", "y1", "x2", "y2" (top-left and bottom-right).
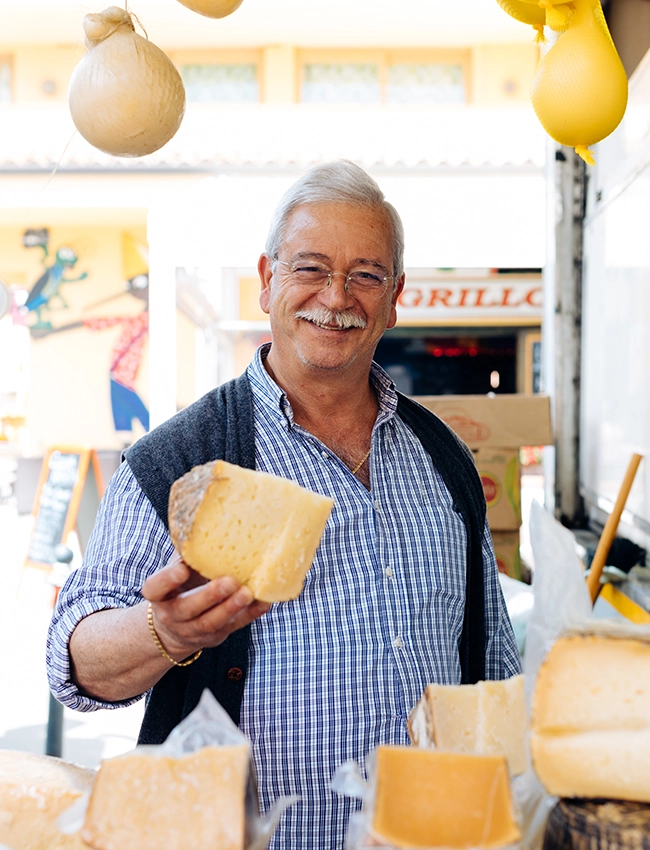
[{"x1": 265, "y1": 160, "x2": 405, "y2": 280}]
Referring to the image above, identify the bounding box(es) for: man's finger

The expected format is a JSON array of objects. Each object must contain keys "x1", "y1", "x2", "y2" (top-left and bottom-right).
[
  {"x1": 142, "y1": 555, "x2": 191, "y2": 602},
  {"x1": 170, "y1": 576, "x2": 246, "y2": 621}
]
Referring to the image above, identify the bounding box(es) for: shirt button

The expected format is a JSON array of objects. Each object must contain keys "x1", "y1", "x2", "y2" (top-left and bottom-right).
[
  {"x1": 394, "y1": 636, "x2": 403, "y2": 649},
  {"x1": 374, "y1": 500, "x2": 380, "y2": 510},
  {"x1": 385, "y1": 567, "x2": 393, "y2": 578},
  {"x1": 226, "y1": 667, "x2": 244, "y2": 682},
  {"x1": 321, "y1": 450, "x2": 329, "y2": 459}
]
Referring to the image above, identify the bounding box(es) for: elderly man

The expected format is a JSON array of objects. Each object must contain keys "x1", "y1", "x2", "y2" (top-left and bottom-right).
[{"x1": 47, "y1": 160, "x2": 520, "y2": 850}]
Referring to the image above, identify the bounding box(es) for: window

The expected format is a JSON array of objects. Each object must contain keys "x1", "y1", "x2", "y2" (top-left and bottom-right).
[
  {"x1": 181, "y1": 64, "x2": 259, "y2": 103},
  {"x1": 301, "y1": 63, "x2": 381, "y2": 103},
  {"x1": 386, "y1": 63, "x2": 465, "y2": 104},
  {"x1": 0, "y1": 58, "x2": 11, "y2": 102},
  {"x1": 298, "y1": 50, "x2": 470, "y2": 105}
]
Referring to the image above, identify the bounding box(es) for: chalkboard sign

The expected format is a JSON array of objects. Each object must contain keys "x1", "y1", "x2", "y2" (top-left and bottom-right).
[{"x1": 25, "y1": 446, "x2": 105, "y2": 569}]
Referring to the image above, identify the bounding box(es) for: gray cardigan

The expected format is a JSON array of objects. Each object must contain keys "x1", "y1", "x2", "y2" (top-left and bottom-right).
[{"x1": 125, "y1": 373, "x2": 486, "y2": 745}]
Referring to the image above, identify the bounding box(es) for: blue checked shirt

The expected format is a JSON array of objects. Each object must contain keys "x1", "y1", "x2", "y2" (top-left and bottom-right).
[{"x1": 47, "y1": 345, "x2": 520, "y2": 850}]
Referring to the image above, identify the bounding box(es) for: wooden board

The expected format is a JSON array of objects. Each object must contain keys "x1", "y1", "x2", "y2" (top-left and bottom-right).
[{"x1": 24, "y1": 446, "x2": 105, "y2": 569}]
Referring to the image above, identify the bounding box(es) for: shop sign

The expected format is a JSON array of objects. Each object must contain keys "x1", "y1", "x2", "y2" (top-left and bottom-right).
[{"x1": 397, "y1": 277, "x2": 542, "y2": 322}]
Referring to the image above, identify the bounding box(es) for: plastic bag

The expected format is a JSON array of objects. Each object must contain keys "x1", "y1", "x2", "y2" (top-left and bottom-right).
[
  {"x1": 513, "y1": 500, "x2": 594, "y2": 850},
  {"x1": 59, "y1": 689, "x2": 297, "y2": 850},
  {"x1": 524, "y1": 500, "x2": 593, "y2": 701}
]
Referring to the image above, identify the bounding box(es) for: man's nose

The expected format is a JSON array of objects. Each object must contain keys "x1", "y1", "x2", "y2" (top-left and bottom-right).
[{"x1": 319, "y1": 272, "x2": 352, "y2": 307}]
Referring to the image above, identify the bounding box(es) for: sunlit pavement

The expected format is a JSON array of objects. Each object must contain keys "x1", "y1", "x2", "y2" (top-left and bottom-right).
[
  {"x1": 0, "y1": 475, "x2": 545, "y2": 769},
  {"x1": 0, "y1": 501, "x2": 143, "y2": 769}
]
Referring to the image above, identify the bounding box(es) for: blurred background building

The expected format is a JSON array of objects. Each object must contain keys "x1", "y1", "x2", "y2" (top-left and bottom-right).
[{"x1": 0, "y1": 0, "x2": 547, "y2": 466}]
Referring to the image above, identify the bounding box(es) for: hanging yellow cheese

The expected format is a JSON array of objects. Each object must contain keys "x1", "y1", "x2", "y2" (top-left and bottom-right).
[
  {"x1": 82, "y1": 745, "x2": 249, "y2": 850},
  {"x1": 530, "y1": 0, "x2": 628, "y2": 165},
  {"x1": 371, "y1": 747, "x2": 521, "y2": 849},
  {"x1": 495, "y1": 0, "x2": 547, "y2": 42},
  {"x1": 68, "y1": 8, "x2": 186, "y2": 157},
  {"x1": 175, "y1": 0, "x2": 243, "y2": 17},
  {"x1": 530, "y1": 630, "x2": 650, "y2": 801},
  {"x1": 169, "y1": 460, "x2": 334, "y2": 602}
]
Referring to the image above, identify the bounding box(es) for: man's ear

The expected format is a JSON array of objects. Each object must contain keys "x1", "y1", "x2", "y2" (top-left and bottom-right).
[
  {"x1": 387, "y1": 273, "x2": 405, "y2": 330},
  {"x1": 258, "y1": 254, "x2": 273, "y2": 315}
]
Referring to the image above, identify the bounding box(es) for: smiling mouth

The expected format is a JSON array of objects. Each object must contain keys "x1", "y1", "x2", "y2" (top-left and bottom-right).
[
  {"x1": 295, "y1": 307, "x2": 367, "y2": 331},
  {"x1": 308, "y1": 319, "x2": 353, "y2": 331}
]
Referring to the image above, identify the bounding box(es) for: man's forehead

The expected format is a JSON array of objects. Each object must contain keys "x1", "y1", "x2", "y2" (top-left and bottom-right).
[{"x1": 280, "y1": 202, "x2": 393, "y2": 248}]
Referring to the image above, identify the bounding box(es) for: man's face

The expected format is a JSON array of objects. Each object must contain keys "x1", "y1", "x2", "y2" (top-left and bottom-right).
[{"x1": 259, "y1": 202, "x2": 404, "y2": 375}]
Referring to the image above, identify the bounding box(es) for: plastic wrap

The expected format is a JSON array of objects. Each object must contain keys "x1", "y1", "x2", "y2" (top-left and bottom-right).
[{"x1": 58, "y1": 689, "x2": 297, "y2": 850}]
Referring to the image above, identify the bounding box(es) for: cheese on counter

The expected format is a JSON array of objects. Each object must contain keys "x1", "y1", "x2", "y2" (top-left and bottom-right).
[
  {"x1": 371, "y1": 747, "x2": 521, "y2": 849},
  {"x1": 168, "y1": 460, "x2": 334, "y2": 603},
  {"x1": 408, "y1": 674, "x2": 527, "y2": 776},
  {"x1": 81, "y1": 745, "x2": 249, "y2": 850},
  {"x1": 531, "y1": 631, "x2": 650, "y2": 801},
  {"x1": 0, "y1": 749, "x2": 94, "y2": 850}
]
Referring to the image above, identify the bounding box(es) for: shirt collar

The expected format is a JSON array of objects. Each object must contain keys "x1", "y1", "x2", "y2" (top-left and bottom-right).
[{"x1": 247, "y1": 343, "x2": 399, "y2": 430}]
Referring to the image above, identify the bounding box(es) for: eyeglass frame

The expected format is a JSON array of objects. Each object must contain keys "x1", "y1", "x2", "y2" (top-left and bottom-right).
[{"x1": 273, "y1": 259, "x2": 396, "y2": 298}]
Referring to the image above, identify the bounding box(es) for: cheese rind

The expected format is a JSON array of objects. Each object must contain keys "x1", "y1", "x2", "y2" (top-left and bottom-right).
[
  {"x1": 169, "y1": 460, "x2": 334, "y2": 602},
  {"x1": 408, "y1": 674, "x2": 527, "y2": 776},
  {"x1": 0, "y1": 749, "x2": 95, "y2": 850},
  {"x1": 371, "y1": 747, "x2": 521, "y2": 849},
  {"x1": 81, "y1": 745, "x2": 249, "y2": 850},
  {"x1": 531, "y1": 632, "x2": 650, "y2": 801}
]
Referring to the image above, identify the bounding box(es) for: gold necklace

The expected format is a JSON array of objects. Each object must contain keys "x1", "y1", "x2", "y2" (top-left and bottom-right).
[{"x1": 351, "y1": 447, "x2": 371, "y2": 475}]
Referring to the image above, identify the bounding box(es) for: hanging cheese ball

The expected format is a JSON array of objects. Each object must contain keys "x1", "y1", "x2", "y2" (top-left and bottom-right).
[
  {"x1": 530, "y1": 0, "x2": 627, "y2": 164},
  {"x1": 68, "y1": 7, "x2": 186, "y2": 157},
  {"x1": 175, "y1": 0, "x2": 244, "y2": 18},
  {"x1": 518, "y1": 0, "x2": 576, "y2": 32},
  {"x1": 495, "y1": 0, "x2": 546, "y2": 42}
]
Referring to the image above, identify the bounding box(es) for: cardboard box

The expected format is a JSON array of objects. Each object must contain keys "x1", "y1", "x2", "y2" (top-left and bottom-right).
[
  {"x1": 413, "y1": 394, "x2": 553, "y2": 449},
  {"x1": 491, "y1": 530, "x2": 522, "y2": 581},
  {"x1": 474, "y1": 448, "x2": 522, "y2": 531}
]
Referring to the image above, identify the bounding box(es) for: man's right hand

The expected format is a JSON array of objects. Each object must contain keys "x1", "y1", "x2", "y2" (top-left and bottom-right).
[
  {"x1": 141, "y1": 552, "x2": 271, "y2": 662},
  {"x1": 69, "y1": 553, "x2": 270, "y2": 703}
]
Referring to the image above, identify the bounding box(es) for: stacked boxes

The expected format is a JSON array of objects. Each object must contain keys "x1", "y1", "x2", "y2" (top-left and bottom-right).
[{"x1": 412, "y1": 395, "x2": 553, "y2": 581}]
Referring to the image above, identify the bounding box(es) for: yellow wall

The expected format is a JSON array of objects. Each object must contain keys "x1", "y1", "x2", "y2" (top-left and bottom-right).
[
  {"x1": 5, "y1": 45, "x2": 83, "y2": 102},
  {"x1": 1, "y1": 41, "x2": 538, "y2": 106},
  {"x1": 471, "y1": 44, "x2": 539, "y2": 104}
]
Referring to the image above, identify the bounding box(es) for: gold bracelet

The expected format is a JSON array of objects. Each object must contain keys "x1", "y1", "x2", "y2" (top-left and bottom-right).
[{"x1": 146, "y1": 602, "x2": 203, "y2": 667}]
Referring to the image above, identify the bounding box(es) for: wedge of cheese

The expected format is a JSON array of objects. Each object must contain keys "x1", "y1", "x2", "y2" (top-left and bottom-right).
[
  {"x1": 81, "y1": 744, "x2": 249, "y2": 850},
  {"x1": 530, "y1": 629, "x2": 650, "y2": 801},
  {"x1": 408, "y1": 674, "x2": 527, "y2": 776},
  {"x1": 371, "y1": 747, "x2": 521, "y2": 849},
  {"x1": 0, "y1": 749, "x2": 95, "y2": 850},
  {"x1": 168, "y1": 460, "x2": 334, "y2": 602}
]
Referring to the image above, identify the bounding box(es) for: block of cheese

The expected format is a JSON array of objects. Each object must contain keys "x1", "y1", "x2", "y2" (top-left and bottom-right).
[
  {"x1": 408, "y1": 674, "x2": 527, "y2": 776},
  {"x1": 0, "y1": 749, "x2": 95, "y2": 850},
  {"x1": 371, "y1": 747, "x2": 521, "y2": 849},
  {"x1": 168, "y1": 460, "x2": 334, "y2": 602},
  {"x1": 530, "y1": 628, "x2": 650, "y2": 801},
  {"x1": 81, "y1": 744, "x2": 249, "y2": 850}
]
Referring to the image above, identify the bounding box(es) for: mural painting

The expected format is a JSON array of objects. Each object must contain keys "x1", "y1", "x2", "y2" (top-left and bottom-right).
[{"x1": 2, "y1": 228, "x2": 150, "y2": 444}]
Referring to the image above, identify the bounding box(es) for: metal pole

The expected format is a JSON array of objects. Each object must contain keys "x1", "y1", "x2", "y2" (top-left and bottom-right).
[
  {"x1": 45, "y1": 694, "x2": 64, "y2": 757},
  {"x1": 553, "y1": 145, "x2": 587, "y2": 527}
]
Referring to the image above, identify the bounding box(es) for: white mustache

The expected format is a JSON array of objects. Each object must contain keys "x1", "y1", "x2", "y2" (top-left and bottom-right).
[{"x1": 295, "y1": 306, "x2": 367, "y2": 329}]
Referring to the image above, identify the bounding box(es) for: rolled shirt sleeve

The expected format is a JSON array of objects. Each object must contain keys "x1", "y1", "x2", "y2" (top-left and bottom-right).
[{"x1": 46, "y1": 461, "x2": 175, "y2": 711}]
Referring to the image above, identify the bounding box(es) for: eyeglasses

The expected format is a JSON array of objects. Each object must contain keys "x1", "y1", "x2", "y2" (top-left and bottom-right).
[{"x1": 276, "y1": 260, "x2": 393, "y2": 299}]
